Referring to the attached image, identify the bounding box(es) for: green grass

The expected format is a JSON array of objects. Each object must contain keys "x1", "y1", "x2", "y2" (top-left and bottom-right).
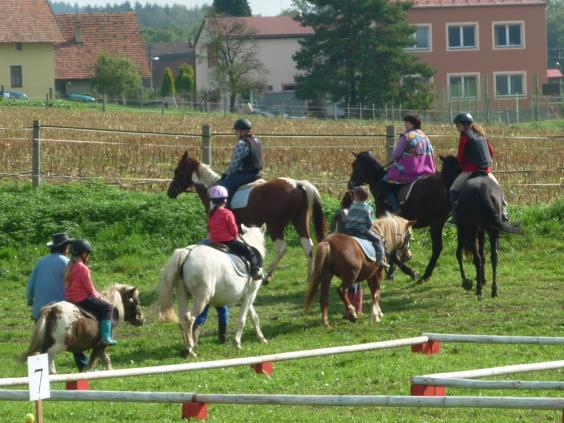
[{"x1": 0, "y1": 182, "x2": 563, "y2": 422}]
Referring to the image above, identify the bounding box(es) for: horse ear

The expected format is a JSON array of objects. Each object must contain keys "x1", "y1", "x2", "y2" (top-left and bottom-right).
[
  {"x1": 260, "y1": 223, "x2": 267, "y2": 234},
  {"x1": 182, "y1": 151, "x2": 188, "y2": 159},
  {"x1": 241, "y1": 223, "x2": 249, "y2": 233},
  {"x1": 439, "y1": 155, "x2": 445, "y2": 162},
  {"x1": 350, "y1": 152, "x2": 358, "y2": 158},
  {"x1": 129, "y1": 287, "x2": 138, "y2": 296},
  {"x1": 407, "y1": 220, "x2": 417, "y2": 227}
]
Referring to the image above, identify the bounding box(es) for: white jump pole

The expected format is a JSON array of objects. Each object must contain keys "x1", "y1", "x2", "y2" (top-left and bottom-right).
[
  {"x1": 423, "y1": 333, "x2": 564, "y2": 345},
  {"x1": 1, "y1": 390, "x2": 564, "y2": 410},
  {"x1": 0, "y1": 336, "x2": 429, "y2": 388},
  {"x1": 422, "y1": 360, "x2": 564, "y2": 380},
  {"x1": 412, "y1": 377, "x2": 564, "y2": 391}
]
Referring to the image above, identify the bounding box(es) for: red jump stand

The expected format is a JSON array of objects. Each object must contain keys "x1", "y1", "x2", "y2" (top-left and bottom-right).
[
  {"x1": 181, "y1": 402, "x2": 208, "y2": 420},
  {"x1": 251, "y1": 362, "x2": 273, "y2": 376},
  {"x1": 66, "y1": 380, "x2": 89, "y2": 390},
  {"x1": 411, "y1": 341, "x2": 441, "y2": 355},
  {"x1": 410, "y1": 384, "x2": 446, "y2": 396}
]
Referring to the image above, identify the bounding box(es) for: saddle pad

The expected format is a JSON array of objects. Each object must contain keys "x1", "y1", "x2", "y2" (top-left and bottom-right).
[
  {"x1": 397, "y1": 174, "x2": 431, "y2": 205},
  {"x1": 352, "y1": 236, "x2": 376, "y2": 262},
  {"x1": 198, "y1": 239, "x2": 250, "y2": 277},
  {"x1": 230, "y1": 179, "x2": 266, "y2": 209}
]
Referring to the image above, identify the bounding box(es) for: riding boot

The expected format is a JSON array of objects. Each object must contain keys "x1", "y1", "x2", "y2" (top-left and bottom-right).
[
  {"x1": 218, "y1": 322, "x2": 227, "y2": 344},
  {"x1": 249, "y1": 248, "x2": 264, "y2": 280},
  {"x1": 100, "y1": 319, "x2": 117, "y2": 346},
  {"x1": 384, "y1": 190, "x2": 401, "y2": 215}
]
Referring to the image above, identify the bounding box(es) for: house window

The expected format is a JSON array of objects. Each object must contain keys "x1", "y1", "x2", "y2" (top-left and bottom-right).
[
  {"x1": 282, "y1": 84, "x2": 297, "y2": 92},
  {"x1": 495, "y1": 73, "x2": 525, "y2": 97},
  {"x1": 494, "y1": 23, "x2": 523, "y2": 48},
  {"x1": 207, "y1": 45, "x2": 218, "y2": 67},
  {"x1": 15, "y1": 43, "x2": 23, "y2": 51},
  {"x1": 10, "y1": 65, "x2": 22, "y2": 88},
  {"x1": 449, "y1": 74, "x2": 478, "y2": 98},
  {"x1": 407, "y1": 25, "x2": 431, "y2": 51},
  {"x1": 447, "y1": 24, "x2": 477, "y2": 49}
]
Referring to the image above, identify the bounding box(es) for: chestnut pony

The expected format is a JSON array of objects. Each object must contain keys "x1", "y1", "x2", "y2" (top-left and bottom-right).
[
  {"x1": 305, "y1": 214, "x2": 415, "y2": 326},
  {"x1": 167, "y1": 152, "x2": 327, "y2": 283}
]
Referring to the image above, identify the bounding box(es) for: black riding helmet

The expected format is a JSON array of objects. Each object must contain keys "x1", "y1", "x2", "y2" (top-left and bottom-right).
[
  {"x1": 70, "y1": 239, "x2": 93, "y2": 256},
  {"x1": 453, "y1": 112, "x2": 474, "y2": 125},
  {"x1": 233, "y1": 118, "x2": 252, "y2": 131}
]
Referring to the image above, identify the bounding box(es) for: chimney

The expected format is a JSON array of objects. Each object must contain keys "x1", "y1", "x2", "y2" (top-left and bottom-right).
[{"x1": 75, "y1": 22, "x2": 81, "y2": 44}]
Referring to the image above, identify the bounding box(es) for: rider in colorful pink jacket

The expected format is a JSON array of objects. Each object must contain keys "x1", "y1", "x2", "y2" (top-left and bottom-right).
[{"x1": 380, "y1": 114, "x2": 436, "y2": 213}]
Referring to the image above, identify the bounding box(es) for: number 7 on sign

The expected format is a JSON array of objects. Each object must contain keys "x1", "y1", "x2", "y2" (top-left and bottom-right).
[{"x1": 27, "y1": 354, "x2": 50, "y2": 401}]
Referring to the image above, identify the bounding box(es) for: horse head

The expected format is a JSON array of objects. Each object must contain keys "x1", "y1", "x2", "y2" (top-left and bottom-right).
[
  {"x1": 168, "y1": 152, "x2": 200, "y2": 198},
  {"x1": 348, "y1": 151, "x2": 386, "y2": 189},
  {"x1": 439, "y1": 155, "x2": 462, "y2": 190},
  {"x1": 114, "y1": 285, "x2": 145, "y2": 327},
  {"x1": 240, "y1": 224, "x2": 267, "y2": 260},
  {"x1": 396, "y1": 218, "x2": 416, "y2": 264}
]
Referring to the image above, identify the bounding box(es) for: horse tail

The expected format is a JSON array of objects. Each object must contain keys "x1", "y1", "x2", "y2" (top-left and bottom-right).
[
  {"x1": 305, "y1": 241, "x2": 330, "y2": 311},
  {"x1": 158, "y1": 247, "x2": 191, "y2": 323},
  {"x1": 18, "y1": 313, "x2": 48, "y2": 362},
  {"x1": 479, "y1": 192, "x2": 521, "y2": 235},
  {"x1": 298, "y1": 180, "x2": 327, "y2": 243}
]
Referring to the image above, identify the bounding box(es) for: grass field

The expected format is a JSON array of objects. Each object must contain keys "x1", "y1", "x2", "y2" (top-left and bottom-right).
[
  {"x1": 1, "y1": 106, "x2": 562, "y2": 202},
  {"x1": 0, "y1": 182, "x2": 562, "y2": 422}
]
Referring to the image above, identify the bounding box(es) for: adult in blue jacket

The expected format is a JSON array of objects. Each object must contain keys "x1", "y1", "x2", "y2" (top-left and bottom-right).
[{"x1": 27, "y1": 233, "x2": 89, "y2": 371}]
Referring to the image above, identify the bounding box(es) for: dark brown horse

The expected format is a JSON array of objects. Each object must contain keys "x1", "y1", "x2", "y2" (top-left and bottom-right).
[
  {"x1": 305, "y1": 214, "x2": 415, "y2": 326},
  {"x1": 348, "y1": 152, "x2": 461, "y2": 282},
  {"x1": 167, "y1": 152, "x2": 327, "y2": 282},
  {"x1": 456, "y1": 173, "x2": 520, "y2": 297}
]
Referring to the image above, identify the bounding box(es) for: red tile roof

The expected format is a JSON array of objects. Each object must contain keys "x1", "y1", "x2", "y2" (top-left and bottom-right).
[
  {"x1": 413, "y1": 0, "x2": 545, "y2": 7},
  {"x1": 55, "y1": 12, "x2": 150, "y2": 80},
  {"x1": 0, "y1": 0, "x2": 63, "y2": 43},
  {"x1": 547, "y1": 69, "x2": 563, "y2": 79},
  {"x1": 198, "y1": 16, "x2": 313, "y2": 44}
]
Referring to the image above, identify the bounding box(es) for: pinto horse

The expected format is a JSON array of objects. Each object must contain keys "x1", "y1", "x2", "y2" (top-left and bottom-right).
[
  {"x1": 305, "y1": 214, "x2": 415, "y2": 326},
  {"x1": 19, "y1": 284, "x2": 144, "y2": 373},
  {"x1": 158, "y1": 225, "x2": 267, "y2": 357},
  {"x1": 348, "y1": 152, "x2": 461, "y2": 281},
  {"x1": 167, "y1": 152, "x2": 327, "y2": 283},
  {"x1": 456, "y1": 173, "x2": 520, "y2": 297}
]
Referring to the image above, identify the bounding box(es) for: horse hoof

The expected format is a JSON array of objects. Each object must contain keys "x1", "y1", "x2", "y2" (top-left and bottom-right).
[
  {"x1": 462, "y1": 279, "x2": 473, "y2": 290},
  {"x1": 491, "y1": 291, "x2": 497, "y2": 298},
  {"x1": 259, "y1": 337, "x2": 268, "y2": 344},
  {"x1": 262, "y1": 277, "x2": 270, "y2": 286}
]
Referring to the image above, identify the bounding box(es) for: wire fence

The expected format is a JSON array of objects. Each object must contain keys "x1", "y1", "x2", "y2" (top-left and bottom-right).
[{"x1": 0, "y1": 123, "x2": 562, "y2": 204}]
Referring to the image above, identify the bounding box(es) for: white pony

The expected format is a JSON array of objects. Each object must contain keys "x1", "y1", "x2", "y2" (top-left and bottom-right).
[{"x1": 158, "y1": 225, "x2": 267, "y2": 357}]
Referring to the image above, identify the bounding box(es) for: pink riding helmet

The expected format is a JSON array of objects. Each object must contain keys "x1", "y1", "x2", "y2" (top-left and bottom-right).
[{"x1": 209, "y1": 185, "x2": 228, "y2": 199}]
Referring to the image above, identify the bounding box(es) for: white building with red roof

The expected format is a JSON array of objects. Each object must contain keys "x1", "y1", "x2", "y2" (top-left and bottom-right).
[{"x1": 194, "y1": 16, "x2": 313, "y2": 100}]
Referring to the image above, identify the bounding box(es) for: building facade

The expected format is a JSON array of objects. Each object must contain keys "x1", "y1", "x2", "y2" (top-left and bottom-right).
[
  {"x1": 1, "y1": 0, "x2": 63, "y2": 99},
  {"x1": 406, "y1": 0, "x2": 547, "y2": 108}
]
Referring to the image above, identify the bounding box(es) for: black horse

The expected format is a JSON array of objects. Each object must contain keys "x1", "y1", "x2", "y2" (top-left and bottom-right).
[
  {"x1": 348, "y1": 152, "x2": 461, "y2": 281},
  {"x1": 456, "y1": 173, "x2": 520, "y2": 297}
]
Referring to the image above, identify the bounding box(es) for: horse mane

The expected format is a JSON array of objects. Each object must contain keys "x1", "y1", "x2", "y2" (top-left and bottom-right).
[
  {"x1": 373, "y1": 213, "x2": 409, "y2": 251},
  {"x1": 357, "y1": 151, "x2": 385, "y2": 171},
  {"x1": 194, "y1": 161, "x2": 220, "y2": 187}
]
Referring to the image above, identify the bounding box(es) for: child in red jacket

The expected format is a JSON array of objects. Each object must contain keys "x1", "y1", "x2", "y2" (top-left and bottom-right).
[{"x1": 208, "y1": 185, "x2": 263, "y2": 280}]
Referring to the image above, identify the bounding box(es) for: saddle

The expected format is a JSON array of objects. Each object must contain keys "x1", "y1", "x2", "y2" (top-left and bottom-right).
[
  {"x1": 229, "y1": 179, "x2": 266, "y2": 209},
  {"x1": 469, "y1": 170, "x2": 488, "y2": 179},
  {"x1": 397, "y1": 174, "x2": 432, "y2": 205},
  {"x1": 76, "y1": 305, "x2": 118, "y2": 326},
  {"x1": 198, "y1": 240, "x2": 253, "y2": 278}
]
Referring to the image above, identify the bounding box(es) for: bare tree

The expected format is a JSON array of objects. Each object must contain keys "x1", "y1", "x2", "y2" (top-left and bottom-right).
[{"x1": 201, "y1": 16, "x2": 268, "y2": 111}]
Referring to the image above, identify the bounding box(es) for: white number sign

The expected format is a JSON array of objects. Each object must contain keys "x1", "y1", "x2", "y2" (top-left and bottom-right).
[{"x1": 27, "y1": 354, "x2": 50, "y2": 401}]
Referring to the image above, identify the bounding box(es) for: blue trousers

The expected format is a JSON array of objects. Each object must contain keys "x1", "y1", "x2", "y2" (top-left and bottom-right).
[
  {"x1": 219, "y1": 171, "x2": 259, "y2": 200},
  {"x1": 195, "y1": 305, "x2": 229, "y2": 326}
]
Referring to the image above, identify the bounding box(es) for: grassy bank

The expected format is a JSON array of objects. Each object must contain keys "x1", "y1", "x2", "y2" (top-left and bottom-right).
[{"x1": 0, "y1": 182, "x2": 562, "y2": 422}]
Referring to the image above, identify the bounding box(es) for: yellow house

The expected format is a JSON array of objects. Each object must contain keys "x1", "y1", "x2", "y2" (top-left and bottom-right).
[{"x1": 0, "y1": 0, "x2": 63, "y2": 99}]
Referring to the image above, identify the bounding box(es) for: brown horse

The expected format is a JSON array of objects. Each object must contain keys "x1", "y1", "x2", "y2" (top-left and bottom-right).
[
  {"x1": 19, "y1": 284, "x2": 144, "y2": 373},
  {"x1": 305, "y1": 214, "x2": 415, "y2": 326},
  {"x1": 167, "y1": 152, "x2": 327, "y2": 283},
  {"x1": 348, "y1": 152, "x2": 461, "y2": 282}
]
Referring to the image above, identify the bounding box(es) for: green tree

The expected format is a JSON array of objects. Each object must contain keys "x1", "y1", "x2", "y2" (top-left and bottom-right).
[
  {"x1": 202, "y1": 17, "x2": 268, "y2": 111},
  {"x1": 161, "y1": 67, "x2": 176, "y2": 97},
  {"x1": 293, "y1": 0, "x2": 434, "y2": 109},
  {"x1": 91, "y1": 53, "x2": 142, "y2": 99},
  {"x1": 212, "y1": 0, "x2": 251, "y2": 16},
  {"x1": 175, "y1": 64, "x2": 195, "y2": 99},
  {"x1": 547, "y1": 0, "x2": 564, "y2": 67}
]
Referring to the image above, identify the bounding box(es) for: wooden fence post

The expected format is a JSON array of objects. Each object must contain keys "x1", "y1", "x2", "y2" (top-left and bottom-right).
[
  {"x1": 102, "y1": 94, "x2": 107, "y2": 112},
  {"x1": 386, "y1": 125, "x2": 396, "y2": 163},
  {"x1": 202, "y1": 124, "x2": 212, "y2": 166},
  {"x1": 161, "y1": 98, "x2": 165, "y2": 115},
  {"x1": 32, "y1": 120, "x2": 41, "y2": 189}
]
